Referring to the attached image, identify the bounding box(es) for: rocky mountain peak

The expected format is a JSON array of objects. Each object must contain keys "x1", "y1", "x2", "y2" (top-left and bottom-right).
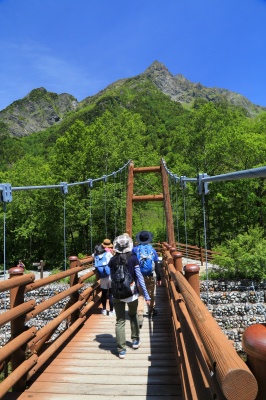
[
  {"x1": 143, "y1": 60, "x2": 172, "y2": 76},
  {"x1": 0, "y1": 88, "x2": 78, "y2": 137},
  {"x1": 141, "y1": 61, "x2": 263, "y2": 114}
]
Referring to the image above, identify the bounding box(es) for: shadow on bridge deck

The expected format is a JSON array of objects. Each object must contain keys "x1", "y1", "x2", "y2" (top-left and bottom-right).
[{"x1": 5, "y1": 284, "x2": 182, "y2": 400}]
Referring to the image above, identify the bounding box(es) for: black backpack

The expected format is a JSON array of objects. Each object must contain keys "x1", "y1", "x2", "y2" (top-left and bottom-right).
[{"x1": 111, "y1": 254, "x2": 133, "y2": 299}]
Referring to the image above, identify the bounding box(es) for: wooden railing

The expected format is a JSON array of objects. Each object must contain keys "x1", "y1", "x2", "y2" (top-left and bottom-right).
[
  {"x1": 1, "y1": 248, "x2": 265, "y2": 399},
  {"x1": 0, "y1": 255, "x2": 100, "y2": 397},
  {"x1": 174, "y1": 242, "x2": 220, "y2": 265},
  {"x1": 162, "y1": 243, "x2": 266, "y2": 400}
]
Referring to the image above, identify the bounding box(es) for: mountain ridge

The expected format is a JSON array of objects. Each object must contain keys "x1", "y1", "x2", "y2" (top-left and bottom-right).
[
  {"x1": 0, "y1": 61, "x2": 264, "y2": 137},
  {"x1": 0, "y1": 87, "x2": 78, "y2": 137}
]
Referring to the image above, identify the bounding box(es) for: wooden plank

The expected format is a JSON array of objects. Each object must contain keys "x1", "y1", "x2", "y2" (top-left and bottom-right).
[
  {"x1": 6, "y1": 395, "x2": 182, "y2": 400},
  {"x1": 21, "y1": 382, "x2": 182, "y2": 396},
  {"x1": 41, "y1": 365, "x2": 179, "y2": 376},
  {"x1": 34, "y1": 372, "x2": 179, "y2": 385},
  {"x1": 55, "y1": 352, "x2": 177, "y2": 361},
  {"x1": 66, "y1": 340, "x2": 175, "y2": 347},
  {"x1": 48, "y1": 358, "x2": 177, "y2": 367},
  {"x1": 60, "y1": 347, "x2": 174, "y2": 354}
]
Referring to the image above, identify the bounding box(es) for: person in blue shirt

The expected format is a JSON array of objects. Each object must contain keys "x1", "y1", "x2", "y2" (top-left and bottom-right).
[
  {"x1": 133, "y1": 230, "x2": 161, "y2": 328},
  {"x1": 93, "y1": 239, "x2": 114, "y2": 316}
]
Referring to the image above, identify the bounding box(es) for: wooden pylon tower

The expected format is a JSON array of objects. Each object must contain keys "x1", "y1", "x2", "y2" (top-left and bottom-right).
[{"x1": 125, "y1": 159, "x2": 175, "y2": 245}]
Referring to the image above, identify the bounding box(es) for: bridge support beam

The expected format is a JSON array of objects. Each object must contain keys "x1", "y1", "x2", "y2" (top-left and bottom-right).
[
  {"x1": 160, "y1": 159, "x2": 175, "y2": 246},
  {"x1": 125, "y1": 159, "x2": 175, "y2": 243}
]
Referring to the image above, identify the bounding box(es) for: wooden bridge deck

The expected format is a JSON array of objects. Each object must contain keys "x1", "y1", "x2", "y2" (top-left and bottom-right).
[{"x1": 7, "y1": 285, "x2": 182, "y2": 400}]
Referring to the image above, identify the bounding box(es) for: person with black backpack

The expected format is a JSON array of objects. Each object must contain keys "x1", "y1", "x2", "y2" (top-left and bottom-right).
[
  {"x1": 133, "y1": 230, "x2": 161, "y2": 328},
  {"x1": 93, "y1": 239, "x2": 114, "y2": 316},
  {"x1": 108, "y1": 234, "x2": 151, "y2": 359}
]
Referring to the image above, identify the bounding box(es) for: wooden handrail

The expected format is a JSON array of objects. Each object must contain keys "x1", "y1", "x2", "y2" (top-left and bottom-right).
[
  {"x1": 162, "y1": 245, "x2": 258, "y2": 400},
  {"x1": 175, "y1": 242, "x2": 220, "y2": 265},
  {"x1": 0, "y1": 255, "x2": 100, "y2": 396},
  {"x1": 0, "y1": 273, "x2": 35, "y2": 293},
  {"x1": 0, "y1": 300, "x2": 36, "y2": 327}
]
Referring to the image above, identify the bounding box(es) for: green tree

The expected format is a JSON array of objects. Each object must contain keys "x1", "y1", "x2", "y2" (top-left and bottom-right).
[{"x1": 213, "y1": 226, "x2": 266, "y2": 279}]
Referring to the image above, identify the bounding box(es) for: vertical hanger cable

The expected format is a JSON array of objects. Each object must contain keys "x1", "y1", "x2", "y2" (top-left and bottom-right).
[
  {"x1": 182, "y1": 188, "x2": 188, "y2": 262},
  {"x1": 201, "y1": 192, "x2": 209, "y2": 306}
]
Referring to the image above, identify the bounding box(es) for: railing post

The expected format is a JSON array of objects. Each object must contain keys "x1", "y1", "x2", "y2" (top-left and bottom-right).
[
  {"x1": 242, "y1": 323, "x2": 266, "y2": 400},
  {"x1": 171, "y1": 250, "x2": 183, "y2": 273},
  {"x1": 40, "y1": 260, "x2": 44, "y2": 279},
  {"x1": 9, "y1": 265, "x2": 26, "y2": 392},
  {"x1": 68, "y1": 256, "x2": 80, "y2": 324},
  {"x1": 183, "y1": 263, "x2": 200, "y2": 297}
]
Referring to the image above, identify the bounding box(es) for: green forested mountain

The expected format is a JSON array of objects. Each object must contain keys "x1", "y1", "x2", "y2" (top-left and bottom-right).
[
  {"x1": 1, "y1": 61, "x2": 266, "y2": 272},
  {"x1": 0, "y1": 61, "x2": 264, "y2": 138}
]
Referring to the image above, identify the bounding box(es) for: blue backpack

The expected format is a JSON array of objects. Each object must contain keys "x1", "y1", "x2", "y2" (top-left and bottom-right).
[
  {"x1": 95, "y1": 252, "x2": 110, "y2": 278},
  {"x1": 136, "y1": 244, "x2": 154, "y2": 276}
]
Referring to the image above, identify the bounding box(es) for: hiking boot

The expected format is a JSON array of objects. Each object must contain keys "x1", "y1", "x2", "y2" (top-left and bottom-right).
[
  {"x1": 101, "y1": 309, "x2": 107, "y2": 316},
  {"x1": 132, "y1": 339, "x2": 141, "y2": 349},
  {"x1": 118, "y1": 350, "x2": 126, "y2": 359}
]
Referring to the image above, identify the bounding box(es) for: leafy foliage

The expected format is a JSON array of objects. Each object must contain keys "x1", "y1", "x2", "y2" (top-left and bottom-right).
[
  {"x1": 212, "y1": 227, "x2": 266, "y2": 279},
  {"x1": 1, "y1": 74, "x2": 266, "y2": 280}
]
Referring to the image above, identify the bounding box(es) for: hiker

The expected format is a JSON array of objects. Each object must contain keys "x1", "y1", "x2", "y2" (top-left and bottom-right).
[
  {"x1": 108, "y1": 234, "x2": 151, "y2": 359},
  {"x1": 102, "y1": 238, "x2": 115, "y2": 255},
  {"x1": 93, "y1": 239, "x2": 114, "y2": 316},
  {"x1": 17, "y1": 260, "x2": 25, "y2": 269},
  {"x1": 133, "y1": 230, "x2": 161, "y2": 328}
]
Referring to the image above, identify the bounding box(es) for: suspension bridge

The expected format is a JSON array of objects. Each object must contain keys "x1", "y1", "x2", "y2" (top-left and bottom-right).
[{"x1": 0, "y1": 160, "x2": 266, "y2": 399}]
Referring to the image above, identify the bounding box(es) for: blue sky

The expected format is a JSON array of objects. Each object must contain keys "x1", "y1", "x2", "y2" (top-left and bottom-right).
[{"x1": 1, "y1": 0, "x2": 266, "y2": 111}]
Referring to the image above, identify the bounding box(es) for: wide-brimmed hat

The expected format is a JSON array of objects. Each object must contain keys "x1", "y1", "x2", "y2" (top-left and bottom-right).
[
  {"x1": 136, "y1": 230, "x2": 153, "y2": 244},
  {"x1": 102, "y1": 238, "x2": 113, "y2": 248},
  {"x1": 113, "y1": 234, "x2": 133, "y2": 253}
]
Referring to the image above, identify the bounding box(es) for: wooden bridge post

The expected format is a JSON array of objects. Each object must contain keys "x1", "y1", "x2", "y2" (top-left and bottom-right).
[
  {"x1": 9, "y1": 265, "x2": 27, "y2": 392},
  {"x1": 160, "y1": 159, "x2": 175, "y2": 246},
  {"x1": 170, "y1": 248, "x2": 183, "y2": 273},
  {"x1": 125, "y1": 161, "x2": 134, "y2": 237},
  {"x1": 242, "y1": 323, "x2": 266, "y2": 400},
  {"x1": 68, "y1": 256, "x2": 80, "y2": 324},
  {"x1": 184, "y1": 263, "x2": 200, "y2": 297}
]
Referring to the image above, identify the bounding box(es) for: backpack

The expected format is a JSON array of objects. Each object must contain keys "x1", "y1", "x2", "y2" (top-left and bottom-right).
[
  {"x1": 111, "y1": 254, "x2": 133, "y2": 299},
  {"x1": 136, "y1": 244, "x2": 154, "y2": 276},
  {"x1": 95, "y1": 252, "x2": 110, "y2": 278}
]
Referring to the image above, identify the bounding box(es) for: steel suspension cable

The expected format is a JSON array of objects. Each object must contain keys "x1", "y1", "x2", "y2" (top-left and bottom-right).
[
  {"x1": 113, "y1": 173, "x2": 117, "y2": 238},
  {"x1": 119, "y1": 169, "x2": 123, "y2": 234},
  {"x1": 103, "y1": 177, "x2": 107, "y2": 238},
  {"x1": 122, "y1": 166, "x2": 127, "y2": 233},
  {"x1": 63, "y1": 197, "x2": 67, "y2": 270},
  {"x1": 2, "y1": 203, "x2": 6, "y2": 281},
  {"x1": 182, "y1": 187, "x2": 189, "y2": 262},
  {"x1": 175, "y1": 180, "x2": 180, "y2": 249},
  {"x1": 169, "y1": 175, "x2": 175, "y2": 244},
  {"x1": 201, "y1": 193, "x2": 209, "y2": 306},
  {"x1": 88, "y1": 180, "x2": 93, "y2": 255},
  {"x1": 2, "y1": 202, "x2": 7, "y2": 340}
]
